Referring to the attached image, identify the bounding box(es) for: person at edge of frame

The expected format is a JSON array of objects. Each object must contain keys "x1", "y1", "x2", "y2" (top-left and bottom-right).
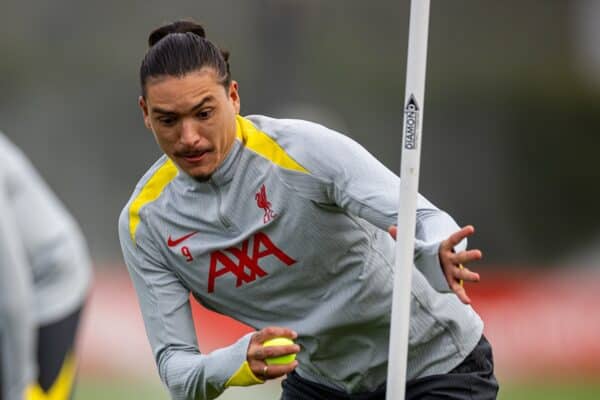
[
  {"x1": 118, "y1": 20, "x2": 499, "y2": 400},
  {"x1": 0, "y1": 132, "x2": 92, "y2": 400}
]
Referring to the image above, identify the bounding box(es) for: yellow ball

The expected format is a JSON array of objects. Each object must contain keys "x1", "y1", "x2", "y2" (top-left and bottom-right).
[{"x1": 263, "y1": 337, "x2": 296, "y2": 365}]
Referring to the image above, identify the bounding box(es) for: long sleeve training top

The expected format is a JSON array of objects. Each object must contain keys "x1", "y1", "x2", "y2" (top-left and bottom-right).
[
  {"x1": 0, "y1": 133, "x2": 92, "y2": 400},
  {"x1": 119, "y1": 115, "x2": 483, "y2": 400}
]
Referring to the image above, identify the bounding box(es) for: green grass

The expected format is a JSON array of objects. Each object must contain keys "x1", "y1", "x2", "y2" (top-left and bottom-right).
[
  {"x1": 498, "y1": 380, "x2": 600, "y2": 400},
  {"x1": 75, "y1": 377, "x2": 282, "y2": 400},
  {"x1": 74, "y1": 379, "x2": 167, "y2": 400},
  {"x1": 75, "y1": 378, "x2": 600, "y2": 399}
]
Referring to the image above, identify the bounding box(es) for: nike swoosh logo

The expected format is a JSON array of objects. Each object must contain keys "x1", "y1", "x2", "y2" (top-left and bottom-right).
[{"x1": 167, "y1": 231, "x2": 198, "y2": 247}]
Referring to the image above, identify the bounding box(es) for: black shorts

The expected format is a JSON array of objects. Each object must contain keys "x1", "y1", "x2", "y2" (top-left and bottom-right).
[
  {"x1": 1, "y1": 307, "x2": 83, "y2": 400},
  {"x1": 281, "y1": 335, "x2": 499, "y2": 400}
]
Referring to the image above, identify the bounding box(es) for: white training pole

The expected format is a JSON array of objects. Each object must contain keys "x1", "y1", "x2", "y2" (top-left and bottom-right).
[{"x1": 386, "y1": 1, "x2": 430, "y2": 399}]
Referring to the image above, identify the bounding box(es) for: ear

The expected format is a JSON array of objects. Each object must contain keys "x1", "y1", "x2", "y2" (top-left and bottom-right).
[
  {"x1": 229, "y1": 81, "x2": 241, "y2": 114},
  {"x1": 139, "y1": 96, "x2": 152, "y2": 130}
]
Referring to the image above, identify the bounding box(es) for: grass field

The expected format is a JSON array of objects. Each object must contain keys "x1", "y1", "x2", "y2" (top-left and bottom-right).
[
  {"x1": 75, "y1": 378, "x2": 281, "y2": 400},
  {"x1": 75, "y1": 378, "x2": 600, "y2": 399}
]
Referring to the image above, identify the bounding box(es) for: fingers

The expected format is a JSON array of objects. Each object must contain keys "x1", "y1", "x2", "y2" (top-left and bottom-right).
[
  {"x1": 454, "y1": 264, "x2": 480, "y2": 283},
  {"x1": 450, "y1": 249, "x2": 483, "y2": 266},
  {"x1": 388, "y1": 225, "x2": 397, "y2": 240},
  {"x1": 450, "y1": 281, "x2": 471, "y2": 304},
  {"x1": 440, "y1": 257, "x2": 481, "y2": 304},
  {"x1": 247, "y1": 326, "x2": 300, "y2": 380},
  {"x1": 438, "y1": 226, "x2": 483, "y2": 305},
  {"x1": 440, "y1": 225, "x2": 475, "y2": 251},
  {"x1": 252, "y1": 326, "x2": 297, "y2": 344},
  {"x1": 248, "y1": 341, "x2": 301, "y2": 361},
  {"x1": 258, "y1": 360, "x2": 299, "y2": 380},
  {"x1": 446, "y1": 250, "x2": 482, "y2": 285}
]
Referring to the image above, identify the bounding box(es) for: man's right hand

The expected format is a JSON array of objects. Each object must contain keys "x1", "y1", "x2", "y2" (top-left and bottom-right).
[{"x1": 247, "y1": 327, "x2": 300, "y2": 380}]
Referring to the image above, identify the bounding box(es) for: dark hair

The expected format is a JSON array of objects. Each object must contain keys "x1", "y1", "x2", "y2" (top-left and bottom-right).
[{"x1": 140, "y1": 20, "x2": 231, "y2": 96}]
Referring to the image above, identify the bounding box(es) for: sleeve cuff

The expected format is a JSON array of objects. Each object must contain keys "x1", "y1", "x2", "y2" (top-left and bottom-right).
[
  {"x1": 225, "y1": 360, "x2": 264, "y2": 387},
  {"x1": 414, "y1": 237, "x2": 468, "y2": 293},
  {"x1": 224, "y1": 332, "x2": 264, "y2": 388},
  {"x1": 414, "y1": 240, "x2": 451, "y2": 293}
]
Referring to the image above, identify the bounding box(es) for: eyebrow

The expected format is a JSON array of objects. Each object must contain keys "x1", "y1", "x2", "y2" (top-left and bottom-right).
[{"x1": 151, "y1": 96, "x2": 215, "y2": 115}]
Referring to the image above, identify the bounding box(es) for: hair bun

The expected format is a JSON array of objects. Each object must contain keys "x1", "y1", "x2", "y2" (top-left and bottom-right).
[{"x1": 148, "y1": 20, "x2": 206, "y2": 47}]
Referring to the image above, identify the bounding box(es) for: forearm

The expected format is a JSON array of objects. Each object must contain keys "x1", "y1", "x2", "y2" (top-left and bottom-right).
[
  {"x1": 282, "y1": 123, "x2": 465, "y2": 291},
  {"x1": 415, "y1": 206, "x2": 465, "y2": 251},
  {"x1": 157, "y1": 333, "x2": 259, "y2": 400}
]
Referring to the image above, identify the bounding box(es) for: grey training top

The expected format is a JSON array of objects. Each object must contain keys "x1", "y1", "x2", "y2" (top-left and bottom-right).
[
  {"x1": 119, "y1": 115, "x2": 483, "y2": 400},
  {"x1": 0, "y1": 133, "x2": 92, "y2": 400}
]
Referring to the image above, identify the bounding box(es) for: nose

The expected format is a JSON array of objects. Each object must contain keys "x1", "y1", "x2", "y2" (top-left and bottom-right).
[{"x1": 180, "y1": 118, "x2": 201, "y2": 147}]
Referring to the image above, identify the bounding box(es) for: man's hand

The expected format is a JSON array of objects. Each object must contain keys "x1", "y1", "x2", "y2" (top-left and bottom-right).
[
  {"x1": 387, "y1": 225, "x2": 482, "y2": 305},
  {"x1": 247, "y1": 327, "x2": 300, "y2": 380},
  {"x1": 437, "y1": 225, "x2": 482, "y2": 304}
]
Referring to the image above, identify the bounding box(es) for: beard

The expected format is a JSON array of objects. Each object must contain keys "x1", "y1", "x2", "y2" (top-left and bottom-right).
[{"x1": 192, "y1": 172, "x2": 212, "y2": 182}]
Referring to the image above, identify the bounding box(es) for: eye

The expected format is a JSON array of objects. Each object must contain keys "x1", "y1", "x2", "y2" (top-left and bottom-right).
[
  {"x1": 196, "y1": 108, "x2": 213, "y2": 120},
  {"x1": 157, "y1": 116, "x2": 177, "y2": 126}
]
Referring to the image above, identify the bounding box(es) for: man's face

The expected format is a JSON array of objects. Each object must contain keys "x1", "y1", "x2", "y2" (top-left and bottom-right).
[{"x1": 139, "y1": 68, "x2": 240, "y2": 180}]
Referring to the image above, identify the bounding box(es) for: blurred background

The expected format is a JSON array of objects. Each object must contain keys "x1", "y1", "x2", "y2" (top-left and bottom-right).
[{"x1": 2, "y1": 0, "x2": 600, "y2": 398}]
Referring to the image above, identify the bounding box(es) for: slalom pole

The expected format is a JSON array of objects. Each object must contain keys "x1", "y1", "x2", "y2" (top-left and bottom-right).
[{"x1": 386, "y1": 1, "x2": 431, "y2": 399}]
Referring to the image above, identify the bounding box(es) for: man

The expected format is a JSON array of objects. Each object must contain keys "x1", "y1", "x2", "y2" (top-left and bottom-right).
[
  {"x1": 119, "y1": 20, "x2": 498, "y2": 400},
  {"x1": 0, "y1": 132, "x2": 92, "y2": 400}
]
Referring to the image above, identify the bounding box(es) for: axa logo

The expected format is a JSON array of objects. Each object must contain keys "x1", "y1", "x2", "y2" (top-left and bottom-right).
[
  {"x1": 208, "y1": 232, "x2": 295, "y2": 293},
  {"x1": 255, "y1": 184, "x2": 276, "y2": 223}
]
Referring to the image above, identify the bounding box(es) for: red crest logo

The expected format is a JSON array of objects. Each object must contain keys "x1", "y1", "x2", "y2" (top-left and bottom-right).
[{"x1": 255, "y1": 184, "x2": 277, "y2": 223}]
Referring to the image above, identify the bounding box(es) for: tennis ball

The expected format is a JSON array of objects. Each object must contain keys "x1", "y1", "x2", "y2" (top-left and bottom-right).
[{"x1": 263, "y1": 337, "x2": 296, "y2": 365}]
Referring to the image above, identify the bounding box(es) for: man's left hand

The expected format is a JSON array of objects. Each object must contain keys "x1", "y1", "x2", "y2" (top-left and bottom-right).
[{"x1": 387, "y1": 225, "x2": 482, "y2": 304}]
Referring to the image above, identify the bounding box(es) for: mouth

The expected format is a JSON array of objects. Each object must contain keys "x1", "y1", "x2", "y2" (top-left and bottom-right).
[{"x1": 178, "y1": 150, "x2": 211, "y2": 164}]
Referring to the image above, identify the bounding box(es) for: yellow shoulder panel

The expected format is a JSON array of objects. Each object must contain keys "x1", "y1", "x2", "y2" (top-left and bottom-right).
[
  {"x1": 236, "y1": 115, "x2": 309, "y2": 174},
  {"x1": 129, "y1": 158, "x2": 178, "y2": 243}
]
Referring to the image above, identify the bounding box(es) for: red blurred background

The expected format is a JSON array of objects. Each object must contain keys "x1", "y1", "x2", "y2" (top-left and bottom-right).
[{"x1": 79, "y1": 266, "x2": 600, "y2": 383}]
